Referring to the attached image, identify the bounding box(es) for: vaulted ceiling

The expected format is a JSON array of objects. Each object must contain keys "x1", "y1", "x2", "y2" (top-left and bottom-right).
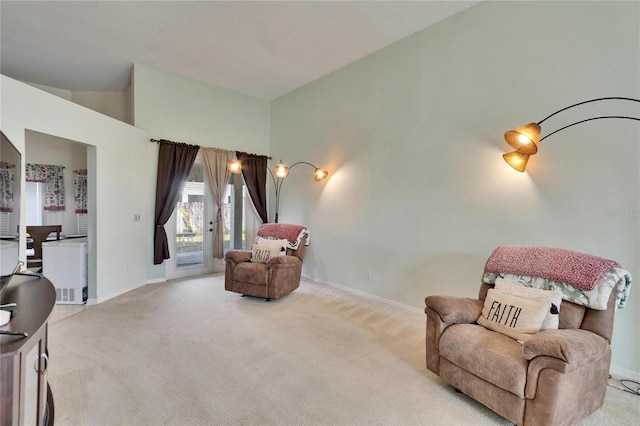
[{"x1": 1, "y1": 1, "x2": 479, "y2": 100}]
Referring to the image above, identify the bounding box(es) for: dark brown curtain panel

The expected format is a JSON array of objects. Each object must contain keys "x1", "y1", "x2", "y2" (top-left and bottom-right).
[
  {"x1": 153, "y1": 140, "x2": 200, "y2": 264},
  {"x1": 236, "y1": 151, "x2": 268, "y2": 223}
]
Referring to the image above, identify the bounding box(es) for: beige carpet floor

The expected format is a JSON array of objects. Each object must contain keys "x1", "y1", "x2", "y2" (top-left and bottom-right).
[{"x1": 48, "y1": 274, "x2": 639, "y2": 425}]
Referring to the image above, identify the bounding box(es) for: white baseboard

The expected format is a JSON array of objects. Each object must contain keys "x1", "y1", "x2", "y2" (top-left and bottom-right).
[
  {"x1": 86, "y1": 278, "x2": 164, "y2": 305},
  {"x1": 610, "y1": 365, "x2": 640, "y2": 382},
  {"x1": 303, "y1": 275, "x2": 640, "y2": 381},
  {"x1": 92, "y1": 275, "x2": 216, "y2": 305},
  {"x1": 302, "y1": 275, "x2": 423, "y2": 315},
  {"x1": 96, "y1": 280, "x2": 147, "y2": 304}
]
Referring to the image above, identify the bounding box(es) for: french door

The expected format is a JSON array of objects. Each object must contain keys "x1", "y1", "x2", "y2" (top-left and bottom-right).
[{"x1": 166, "y1": 157, "x2": 216, "y2": 279}]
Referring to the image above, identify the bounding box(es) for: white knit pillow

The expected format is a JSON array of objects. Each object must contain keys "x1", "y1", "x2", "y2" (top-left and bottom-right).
[{"x1": 256, "y1": 237, "x2": 288, "y2": 253}]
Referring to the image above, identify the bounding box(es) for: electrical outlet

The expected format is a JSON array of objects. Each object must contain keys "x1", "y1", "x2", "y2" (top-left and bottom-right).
[
  {"x1": 133, "y1": 214, "x2": 141, "y2": 222},
  {"x1": 366, "y1": 271, "x2": 372, "y2": 281}
]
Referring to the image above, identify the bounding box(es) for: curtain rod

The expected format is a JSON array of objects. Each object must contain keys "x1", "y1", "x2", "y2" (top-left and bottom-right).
[
  {"x1": 238, "y1": 151, "x2": 272, "y2": 160},
  {"x1": 149, "y1": 138, "x2": 197, "y2": 146},
  {"x1": 150, "y1": 138, "x2": 271, "y2": 159}
]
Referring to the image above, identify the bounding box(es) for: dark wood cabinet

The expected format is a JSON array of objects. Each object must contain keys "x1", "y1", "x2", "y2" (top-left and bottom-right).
[{"x1": 1, "y1": 274, "x2": 56, "y2": 426}]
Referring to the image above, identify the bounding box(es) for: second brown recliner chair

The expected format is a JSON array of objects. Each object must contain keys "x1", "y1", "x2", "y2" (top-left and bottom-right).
[
  {"x1": 425, "y1": 245, "x2": 631, "y2": 426},
  {"x1": 225, "y1": 223, "x2": 307, "y2": 301}
]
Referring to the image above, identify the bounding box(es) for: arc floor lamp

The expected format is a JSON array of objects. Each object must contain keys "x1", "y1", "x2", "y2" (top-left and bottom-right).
[
  {"x1": 228, "y1": 159, "x2": 328, "y2": 223},
  {"x1": 503, "y1": 97, "x2": 640, "y2": 172}
]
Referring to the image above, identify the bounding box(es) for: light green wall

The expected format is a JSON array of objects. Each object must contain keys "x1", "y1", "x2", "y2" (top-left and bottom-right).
[
  {"x1": 131, "y1": 64, "x2": 270, "y2": 280},
  {"x1": 270, "y1": 1, "x2": 640, "y2": 373}
]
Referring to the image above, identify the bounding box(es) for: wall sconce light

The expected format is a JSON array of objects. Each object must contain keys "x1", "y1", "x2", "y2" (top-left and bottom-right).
[
  {"x1": 227, "y1": 159, "x2": 329, "y2": 223},
  {"x1": 503, "y1": 97, "x2": 640, "y2": 172}
]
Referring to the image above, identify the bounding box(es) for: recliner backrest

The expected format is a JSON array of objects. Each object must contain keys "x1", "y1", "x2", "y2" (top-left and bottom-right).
[
  {"x1": 479, "y1": 282, "x2": 617, "y2": 343},
  {"x1": 286, "y1": 235, "x2": 307, "y2": 261}
]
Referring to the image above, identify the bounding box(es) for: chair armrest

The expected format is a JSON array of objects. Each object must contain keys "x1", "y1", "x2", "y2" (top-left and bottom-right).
[
  {"x1": 425, "y1": 296, "x2": 483, "y2": 324},
  {"x1": 522, "y1": 329, "x2": 610, "y2": 364},
  {"x1": 266, "y1": 255, "x2": 302, "y2": 268},
  {"x1": 225, "y1": 250, "x2": 252, "y2": 263}
]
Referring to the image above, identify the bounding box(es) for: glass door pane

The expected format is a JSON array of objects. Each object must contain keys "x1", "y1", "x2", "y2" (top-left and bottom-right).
[
  {"x1": 175, "y1": 162, "x2": 205, "y2": 268},
  {"x1": 222, "y1": 173, "x2": 247, "y2": 252}
]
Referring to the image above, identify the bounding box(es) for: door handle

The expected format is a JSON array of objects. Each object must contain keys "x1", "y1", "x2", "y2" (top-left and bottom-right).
[{"x1": 34, "y1": 352, "x2": 49, "y2": 374}]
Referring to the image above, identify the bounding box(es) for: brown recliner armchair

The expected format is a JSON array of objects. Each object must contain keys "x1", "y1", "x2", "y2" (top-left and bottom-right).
[
  {"x1": 425, "y1": 246, "x2": 631, "y2": 426},
  {"x1": 225, "y1": 224, "x2": 307, "y2": 301}
]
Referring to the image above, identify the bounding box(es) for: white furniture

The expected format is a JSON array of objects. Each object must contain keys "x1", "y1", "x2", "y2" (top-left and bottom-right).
[
  {"x1": 1, "y1": 240, "x2": 19, "y2": 276},
  {"x1": 42, "y1": 238, "x2": 87, "y2": 304}
]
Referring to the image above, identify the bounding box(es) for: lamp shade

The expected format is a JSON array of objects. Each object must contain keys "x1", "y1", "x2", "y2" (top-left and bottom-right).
[
  {"x1": 313, "y1": 168, "x2": 328, "y2": 181},
  {"x1": 503, "y1": 151, "x2": 530, "y2": 173},
  {"x1": 504, "y1": 123, "x2": 541, "y2": 155},
  {"x1": 227, "y1": 159, "x2": 242, "y2": 174},
  {"x1": 274, "y1": 162, "x2": 290, "y2": 178}
]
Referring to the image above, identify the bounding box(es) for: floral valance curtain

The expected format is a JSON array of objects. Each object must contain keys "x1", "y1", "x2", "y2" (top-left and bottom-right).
[
  {"x1": 26, "y1": 163, "x2": 66, "y2": 211},
  {"x1": 74, "y1": 169, "x2": 88, "y2": 213},
  {"x1": 0, "y1": 161, "x2": 16, "y2": 213}
]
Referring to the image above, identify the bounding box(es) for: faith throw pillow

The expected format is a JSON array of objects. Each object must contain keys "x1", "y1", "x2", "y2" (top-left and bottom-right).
[
  {"x1": 494, "y1": 277, "x2": 562, "y2": 330},
  {"x1": 250, "y1": 244, "x2": 283, "y2": 263},
  {"x1": 478, "y1": 289, "x2": 550, "y2": 342}
]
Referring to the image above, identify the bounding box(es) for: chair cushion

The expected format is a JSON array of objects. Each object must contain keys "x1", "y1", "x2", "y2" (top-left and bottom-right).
[
  {"x1": 234, "y1": 262, "x2": 268, "y2": 285},
  {"x1": 439, "y1": 323, "x2": 528, "y2": 397}
]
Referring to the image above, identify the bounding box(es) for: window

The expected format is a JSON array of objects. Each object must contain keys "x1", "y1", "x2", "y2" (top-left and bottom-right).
[
  {"x1": 25, "y1": 182, "x2": 44, "y2": 226},
  {"x1": 223, "y1": 173, "x2": 247, "y2": 251},
  {"x1": 0, "y1": 212, "x2": 9, "y2": 235},
  {"x1": 76, "y1": 213, "x2": 88, "y2": 235},
  {"x1": 175, "y1": 161, "x2": 205, "y2": 268}
]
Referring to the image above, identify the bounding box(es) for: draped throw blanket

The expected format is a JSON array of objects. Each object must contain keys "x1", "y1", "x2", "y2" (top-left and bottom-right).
[
  {"x1": 26, "y1": 163, "x2": 65, "y2": 211},
  {"x1": 484, "y1": 245, "x2": 619, "y2": 291},
  {"x1": 483, "y1": 246, "x2": 631, "y2": 310},
  {"x1": 257, "y1": 223, "x2": 308, "y2": 250}
]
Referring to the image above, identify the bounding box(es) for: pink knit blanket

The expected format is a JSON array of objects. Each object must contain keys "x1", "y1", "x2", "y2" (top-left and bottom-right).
[
  {"x1": 484, "y1": 246, "x2": 620, "y2": 291},
  {"x1": 257, "y1": 224, "x2": 307, "y2": 244}
]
